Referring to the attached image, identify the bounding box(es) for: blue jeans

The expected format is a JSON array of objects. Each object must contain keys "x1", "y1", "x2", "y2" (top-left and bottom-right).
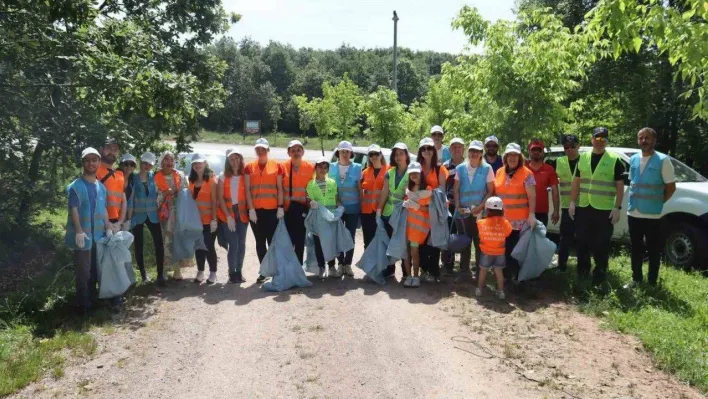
[
  {"x1": 223, "y1": 206, "x2": 249, "y2": 277},
  {"x1": 332, "y1": 212, "x2": 359, "y2": 266}
]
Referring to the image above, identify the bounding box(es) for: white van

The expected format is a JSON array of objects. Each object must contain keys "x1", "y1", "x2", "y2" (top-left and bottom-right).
[{"x1": 544, "y1": 147, "x2": 708, "y2": 269}]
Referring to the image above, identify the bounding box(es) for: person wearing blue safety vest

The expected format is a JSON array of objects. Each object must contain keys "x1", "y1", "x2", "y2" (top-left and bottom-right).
[
  {"x1": 130, "y1": 152, "x2": 166, "y2": 286},
  {"x1": 66, "y1": 147, "x2": 113, "y2": 315},
  {"x1": 454, "y1": 140, "x2": 496, "y2": 278},
  {"x1": 329, "y1": 140, "x2": 362, "y2": 278},
  {"x1": 430, "y1": 125, "x2": 451, "y2": 164},
  {"x1": 624, "y1": 128, "x2": 676, "y2": 288}
]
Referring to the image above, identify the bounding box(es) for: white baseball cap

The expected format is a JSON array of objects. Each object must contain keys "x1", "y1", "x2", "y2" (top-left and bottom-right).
[
  {"x1": 140, "y1": 152, "x2": 156, "y2": 165},
  {"x1": 468, "y1": 140, "x2": 484, "y2": 151},
  {"x1": 407, "y1": 162, "x2": 422, "y2": 174},
  {"x1": 367, "y1": 144, "x2": 382, "y2": 153},
  {"x1": 419, "y1": 137, "x2": 435, "y2": 149},
  {"x1": 484, "y1": 135, "x2": 499, "y2": 145},
  {"x1": 336, "y1": 140, "x2": 353, "y2": 152},
  {"x1": 485, "y1": 196, "x2": 504, "y2": 210},
  {"x1": 119, "y1": 153, "x2": 137, "y2": 165},
  {"x1": 226, "y1": 147, "x2": 241, "y2": 158},
  {"x1": 315, "y1": 156, "x2": 330, "y2": 165},
  {"x1": 191, "y1": 153, "x2": 207, "y2": 164},
  {"x1": 503, "y1": 143, "x2": 522, "y2": 156},
  {"x1": 81, "y1": 147, "x2": 100, "y2": 160},
  {"x1": 430, "y1": 125, "x2": 444, "y2": 135},
  {"x1": 449, "y1": 137, "x2": 465, "y2": 146},
  {"x1": 392, "y1": 142, "x2": 408, "y2": 151},
  {"x1": 254, "y1": 138, "x2": 269, "y2": 149},
  {"x1": 287, "y1": 140, "x2": 304, "y2": 149}
]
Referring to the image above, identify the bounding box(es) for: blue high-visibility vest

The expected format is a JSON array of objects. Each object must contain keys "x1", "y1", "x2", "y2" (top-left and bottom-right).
[
  {"x1": 329, "y1": 162, "x2": 361, "y2": 214},
  {"x1": 65, "y1": 177, "x2": 107, "y2": 250},
  {"x1": 628, "y1": 152, "x2": 667, "y2": 215},
  {"x1": 131, "y1": 172, "x2": 159, "y2": 225},
  {"x1": 456, "y1": 162, "x2": 491, "y2": 208}
]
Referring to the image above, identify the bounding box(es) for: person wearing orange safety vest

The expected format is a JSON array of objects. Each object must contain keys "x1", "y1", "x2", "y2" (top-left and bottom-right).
[
  {"x1": 416, "y1": 137, "x2": 449, "y2": 283},
  {"x1": 245, "y1": 138, "x2": 285, "y2": 284},
  {"x1": 95, "y1": 138, "x2": 126, "y2": 233},
  {"x1": 155, "y1": 150, "x2": 190, "y2": 281},
  {"x1": 217, "y1": 148, "x2": 250, "y2": 284},
  {"x1": 494, "y1": 143, "x2": 537, "y2": 286},
  {"x1": 282, "y1": 140, "x2": 315, "y2": 265},
  {"x1": 403, "y1": 162, "x2": 432, "y2": 288},
  {"x1": 360, "y1": 144, "x2": 390, "y2": 250},
  {"x1": 188, "y1": 154, "x2": 218, "y2": 284}
]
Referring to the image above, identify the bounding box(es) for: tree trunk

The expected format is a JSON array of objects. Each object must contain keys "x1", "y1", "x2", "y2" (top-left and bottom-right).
[{"x1": 18, "y1": 139, "x2": 45, "y2": 221}]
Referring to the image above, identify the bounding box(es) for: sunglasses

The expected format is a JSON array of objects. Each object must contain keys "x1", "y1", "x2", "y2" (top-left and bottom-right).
[
  {"x1": 122, "y1": 162, "x2": 137, "y2": 168},
  {"x1": 593, "y1": 136, "x2": 608, "y2": 142},
  {"x1": 368, "y1": 152, "x2": 380, "y2": 158},
  {"x1": 431, "y1": 132, "x2": 444, "y2": 136},
  {"x1": 421, "y1": 146, "x2": 435, "y2": 152}
]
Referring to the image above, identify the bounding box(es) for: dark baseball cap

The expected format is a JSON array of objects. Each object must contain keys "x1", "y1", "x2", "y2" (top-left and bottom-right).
[
  {"x1": 592, "y1": 127, "x2": 609, "y2": 138},
  {"x1": 561, "y1": 134, "x2": 579, "y2": 145}
]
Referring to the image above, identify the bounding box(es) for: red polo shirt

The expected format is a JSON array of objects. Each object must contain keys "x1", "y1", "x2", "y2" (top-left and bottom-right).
[{"x1": 526, "y1": 161, "x2": 558, "y2": 213}]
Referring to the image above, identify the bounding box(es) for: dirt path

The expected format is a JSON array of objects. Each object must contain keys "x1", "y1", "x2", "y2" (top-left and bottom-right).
[{"x1": 13, "y1": 232, "x2": 704, "y2": 399}]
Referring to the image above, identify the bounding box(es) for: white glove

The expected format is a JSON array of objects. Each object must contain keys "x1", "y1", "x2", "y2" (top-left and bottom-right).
[
  {"x1": 276, "y1": 207, "x2": 285, "y2": 219},
  {"x1": 121, "y1": 220, "x2": 131, "y2": 232},
  {"x1": 375, "y1": 208, "x2": 382, "y2": 218},
  {"x1": 75, "y1": 232, "x2": 88, "y2": 249},
  {"x1": 210, "y1": 219, "x2": 218, "y2": 233},
  {"x1": 249, "y1": 209, "x2": 258, "y2": 223},
  {"x1": 310, "y1": 200, "x2": 319, "y2": 209},
  {"x1": 528, "y1": 213, "x2": 537, "y2": 230},
  {"x1": 105, "y1": 228, "x2": 114, "y2": 239},
  {"x1": 568, "y1": 202, "x2": 576, "y2": 220},
  {"x1": 609, "y1": 207, "x2": 620, "y2": 224},
  {"x1": 336, "y1": 205, "x2": 345, "y2": 214},
  {"x1": 226, "y1": 216, "x2": 236, "y2": 232}
]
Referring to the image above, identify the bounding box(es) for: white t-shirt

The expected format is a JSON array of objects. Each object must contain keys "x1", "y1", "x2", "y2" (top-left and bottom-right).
[
  {"x1": 455, "y1": 164, "x2": 495, "y2": 184},
  {"x1": 436, "y1": 147, "x2": 444, "y2": 162},
  {"x1": 628, "y1": 155, "x2": 675, "y2": 219},
  {"x1": 338, "y1": 164, "x2": 350, "y2": 184},
  {"x1": 229, "y1": 175, "x2": 240, "y2": 205}
]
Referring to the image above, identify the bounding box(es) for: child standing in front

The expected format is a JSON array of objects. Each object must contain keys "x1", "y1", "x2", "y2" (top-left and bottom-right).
[
  {"x1": 476, "y1": 196, "x2": 513, "y2": 299},
  {"x1": 404, "y1": 162, "x2": 432, "y2": 288}
]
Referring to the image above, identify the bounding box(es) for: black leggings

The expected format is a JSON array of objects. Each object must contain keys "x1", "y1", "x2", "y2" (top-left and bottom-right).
[
  {"x1": 196, "y1": 224, "x2": 217, "y2": 272},
  {"x1": 503, "y1": 230, "x2": 521, "y2": 282},
  {"x1": 250, "y1": 208, "x2": 278, "y2": 264},
  {"x1": 131, "y1": 220, "x2": 164, "y2": 278},
  {"x1": 361, "y1": 213, "x2": 377, "y2": 249},
  {"x1": 420, "y1": 239, "x2": 441, "y2": 277}
]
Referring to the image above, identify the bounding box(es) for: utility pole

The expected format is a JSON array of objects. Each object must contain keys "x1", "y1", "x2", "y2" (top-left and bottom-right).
[{"x1": 392, "y1": 11, "x2": 399, "y2": 94}]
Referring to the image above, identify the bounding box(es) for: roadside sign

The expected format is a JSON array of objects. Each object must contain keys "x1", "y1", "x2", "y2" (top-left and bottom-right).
[{"x1": 244, "y1": 120, "x2": 261, "y2": 135}]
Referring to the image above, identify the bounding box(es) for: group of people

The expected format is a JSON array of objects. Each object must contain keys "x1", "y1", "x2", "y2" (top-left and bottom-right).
[{"x1": 66, "y1": 125, "x2": 676, "y2": 312}]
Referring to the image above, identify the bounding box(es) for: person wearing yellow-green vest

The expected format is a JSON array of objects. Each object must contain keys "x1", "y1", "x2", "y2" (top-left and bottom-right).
[
  {"x1": 624, "y1": 128, "x2": 676, "y2": 288},
  {"x1": 376, "y1": 142, "x2": 410, "y2": 280},
  {"x1": 554, "y1": 134, "x2": 580, "y2": 272},
  {"x1": 569, "y1": 127, "x2": 625, "y2": 285},
  {"x1": 307, "y1": 156, "x2": 342, "y2": 279}
]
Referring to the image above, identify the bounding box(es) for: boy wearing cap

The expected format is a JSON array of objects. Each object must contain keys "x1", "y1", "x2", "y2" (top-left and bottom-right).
[
  {"x1": 554, "y1": 134, "x2": 580, "y2": 271},
  {"x1": 66, "y1": 148, "x2": 113, "y2": 314},
  {"x1": 570, "y1": 127, "x2": 625, "y2": 285},
  {"x1": 484, "y1": 136, "x2": 504, "y2": 173},
  {"x1": 526, "y1": 138, "x2": 560, "y2": 227},
  {"x1": 308, "y1": 157, "x2": 344, "y2": 278},
  {"x1": 476, "y1": 196, "x2": 513, "y2": 299},
  {"x1": 430, "y1": 125, "x2": 451, "y2": 164},
  {"x1": 282, "y1": 140, "x2": 315, "y2": 264},
  {"x1": 97, "y1": 138, "x2": 126, "y2": 233},
  {"x1": 441, "y1": 138, "x2": 466, "y2": 274}
]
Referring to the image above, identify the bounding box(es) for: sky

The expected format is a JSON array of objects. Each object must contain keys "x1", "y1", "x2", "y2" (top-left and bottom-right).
[{"x1": 222, "y1": 0, "x2": 517, "y2": 54}]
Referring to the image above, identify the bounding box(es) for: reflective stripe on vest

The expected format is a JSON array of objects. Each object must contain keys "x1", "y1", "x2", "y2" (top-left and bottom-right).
[
  {"x1": 97, "y1": 165, "x2": 125, "y2": 220},
  {"x1": 457, "y1": 163, "x2": 490, "y2": 208},
  {"x1": 65, "y1": 178, "x2": 107, "y2": 250},
  {"x1": 283, "y1": 161, "x2": 315, "y2": 210},
  {"x1": 578, "y1": 151, "x2": 618, "y2": 210},
  {"x1": 217, "y1": 174, "x2": 249, "y2": 223},
  {"x1": 628, "y1": 152, "x2": 666, "y2": 214},
  {"x1": 361, "y1": 165, "x2": 389, "y2": 214},
  {"x1": 494, "y1": 166, "x2": 532, "y2": 222},
  {"x1": 189, "y1": 177, "x2": 215, "y2": 225},
  {"x1": 383, "y1": 168, "x2": 408, "y2": 217},
  {"x1": 249, "y1": 160, "x2": 280, "y2": 210},
  {"x1": 406, "y1": 193, "x2": 431, "y2": 244},
  {"x1": 555, "y1": 156, "x2": 578, "y2": 209}
]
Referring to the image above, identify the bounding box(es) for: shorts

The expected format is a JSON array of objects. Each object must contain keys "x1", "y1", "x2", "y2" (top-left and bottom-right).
[
  {"x1": 479, "y1": 253, "x2": 506, "y2": 269},
  {"x1": 409, "y1": 241, "x2": 419, "y2": 248}
]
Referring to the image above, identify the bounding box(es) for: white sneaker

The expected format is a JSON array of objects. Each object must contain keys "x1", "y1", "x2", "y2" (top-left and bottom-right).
[
  {"x1": 403, "y1": 276, "x2": 413, "y2": 287},
  {"x1": 497, "y1": 291, "x2": 505, "y2": 300},
  {"x1": 207, "y1": 272, "x2": 217, "y2": 284},
  {"x1": 475, "y1": 287, "x2": 483, "y2": 297},
  {"x1": 411, "y1": 277, "x2": 421, "y2": 288},
  {"x1": 194, "y1": 271, "x2": 205, "y2": 283},
  {"x1": 344, "y1": 264, "x2": 355, "y2": 277},
  {"x1": 173, "y1": 269, "x2": 183, "y2": 280},
  {"x1": 329, "y1": 266, "x2": 342, "y2": 278},
  {"x1": 318, "y1": 268, "x2": 326, "y2": 279}
]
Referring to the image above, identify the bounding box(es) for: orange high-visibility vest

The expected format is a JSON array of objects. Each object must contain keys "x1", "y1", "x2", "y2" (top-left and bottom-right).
[
  {"x1": 406, "y1": 188, "x2": 432, "y2": 245},
  {"x1": 494, "y1": 166, "x2": 533, "y2": 223},
  {"x1": 154, "y1": 169, "x2": 182, "y2": 193},
  {"x1": 422, "y1": 164, "x2": 448, "y2": 189},
  {"x1": 189, "y1": 177, "x2": 216, "y2": 225},
  {"x1": 282, "y1": 160, "x2": 315, "y2": 210},
  {"x1": 361, "y1": 165, "x2": 390, "y2": 214},
  {"x1": 217, "y1": 174, "x2": 249, "y2": 223},
  {"x1": 247, "y1": 160, "x2": 280, "y2": 210},
  {"x1": 97, "y1": 164, "x2": 125, "y2": 220}
]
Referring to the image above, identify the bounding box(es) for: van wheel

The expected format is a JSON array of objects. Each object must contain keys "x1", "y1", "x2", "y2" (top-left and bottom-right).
[{"x1": 664, "y1": 222, "x2": 708, "y2": 269}]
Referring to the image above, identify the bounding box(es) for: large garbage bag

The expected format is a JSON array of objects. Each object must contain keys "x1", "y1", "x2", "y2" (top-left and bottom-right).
[
  {"x1": 512, "y1": 220, "x2": 557, "y2": 282},
  {"x1": 96, "y1": 231, "x2": 136, "y2": 299},
  {"x1": 355, "y1": 217, "x2": 390, "y2": 285},
  {"x1": 260, "y1": 220, "x2": 313, "y2": 292},
  {"x1": 429, "y1": 188, "x2": 450, "y2": 249},
  {"x1": 386, "y1": 203, "x2": 408, "y2": 262},
  {"x1": 172, "y1": 188, "x2": 206, "y2": 262},
  {"x1": 304, "y1": 206, "x2": 353, "y2": 273}
]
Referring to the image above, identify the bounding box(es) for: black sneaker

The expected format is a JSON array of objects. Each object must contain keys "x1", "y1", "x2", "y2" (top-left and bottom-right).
[
  {"x1": 229, "y1": 273, "x2": 246, "y2": 284},
  {"x1": 156, "y1": 277, "x2": 168, "y2": 287},
  {"x1": 256, "y1": 275, "x2": 267, "y2": 284}
]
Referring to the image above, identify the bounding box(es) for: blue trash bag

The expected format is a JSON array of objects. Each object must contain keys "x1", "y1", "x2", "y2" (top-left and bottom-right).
[
  {"x1": 386, "y1": 203, "x2": 409, "y2": 262},
  {"x1": 172, "y1": 188, "x2": 206, "y2": 262},
  {"x1": 303, "y1": 206, "x2": 354, "y2": 273},
  {"x1": 261, "y1": 220, "x2": 313, "y2": 292},
  {"x1": 429, "y1": 188, "x2": 450, "y2": 249},
  {"x1": 355, "y1": 217, "x2": 390, "y2": 285},
  {"x1": 447, "y1": 212, "x2": 473, "y2": 253},
  {"x1": 95, "y1": 231, "x2": 136, "y2": 299},
  {"x1": 512, "y1": 220, "x2": 557, "y2": 282}
]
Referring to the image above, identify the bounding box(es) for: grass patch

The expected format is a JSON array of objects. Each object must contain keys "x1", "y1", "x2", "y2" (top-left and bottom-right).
[
  {"x1": 545, "y1": 254, "x2": 708, "y2": 393},
  {"x1": 196, "y1": 129, "x2": 372, "y2": 151}
]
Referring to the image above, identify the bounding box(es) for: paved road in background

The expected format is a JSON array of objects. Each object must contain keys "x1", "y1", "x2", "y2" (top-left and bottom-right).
[{"x1": 169, "y1": 141, "x2": 333, "y2": 162}]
